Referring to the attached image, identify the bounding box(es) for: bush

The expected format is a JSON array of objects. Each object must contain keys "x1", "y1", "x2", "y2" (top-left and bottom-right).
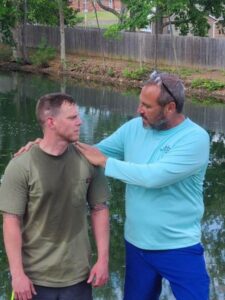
[
  {"x1": 103, "y1": 24, "x2": 122, "y2": 40},
  {"x1": 107, "y1": 67, "x2": 115, "y2": 77},
  {"x1": 122, "y1": 67, "x2": 148, "y2": 80},
  {"x1": 0, "y1": 44, "x2": 12, "y2": 62},
  {"x1": 30, "y1": 40, "x2": 56, "y2": 68},
  {"x1": 191, "y1": 78, "x2": 225, "y2": 91}
]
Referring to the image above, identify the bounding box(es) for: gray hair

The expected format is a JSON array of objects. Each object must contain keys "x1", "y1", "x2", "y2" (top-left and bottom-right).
[{"x1": 144, "y1": 71, "x2": 185, "y2": 113}]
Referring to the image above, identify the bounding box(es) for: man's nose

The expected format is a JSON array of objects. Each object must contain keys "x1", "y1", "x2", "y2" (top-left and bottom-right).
[
  {"x1": 137, "y1": 104, "x2": 144, "y2": 114},
  {"x1": 76, "y1": 116, "x2": 82, "y2": 126}
]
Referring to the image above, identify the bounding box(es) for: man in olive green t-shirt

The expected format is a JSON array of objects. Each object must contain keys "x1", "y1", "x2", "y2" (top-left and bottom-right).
[{"x1": 0, "y1": 93, "x2": 110, "y2": 300}]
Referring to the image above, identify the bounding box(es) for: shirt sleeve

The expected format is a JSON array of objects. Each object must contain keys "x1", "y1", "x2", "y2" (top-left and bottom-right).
[
  {"x1": 104, "y1": 131, "x2": 210, "y2": 188},
  {"x1": 96, "y1": 124, "x2": 126, "y2": 160},
  {"x1": 0, "y1": 159, "x2": 28, "y2": 216},
  {"x1": 87, "y1": 167, "x2": 110, "y2": 209}
]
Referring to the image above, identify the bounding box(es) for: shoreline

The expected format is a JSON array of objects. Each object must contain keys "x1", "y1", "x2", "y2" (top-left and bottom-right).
[{"x1": 1, "y1": 55, "x2": 225, "y2": 103}]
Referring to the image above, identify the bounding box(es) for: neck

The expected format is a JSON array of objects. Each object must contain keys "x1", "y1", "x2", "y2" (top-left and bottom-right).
[
  {"x1": 39, "y1": 137, "x2": 69, "y2": 156},
  {"x1": 163, "y1": 113, "x2": 185, "y2": 130}
]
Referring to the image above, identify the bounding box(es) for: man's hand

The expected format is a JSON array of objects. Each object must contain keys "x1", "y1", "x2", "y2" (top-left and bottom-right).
[
  {"x1": 76, "y1": 142, "x2": 107, "y2": 167},
  {"x1": 12, "y1": 272, "x2": 36, "y2": 300},
  {"x1": 87, "y1": 259, "x2": 109, "y2": 287},
  {"x1": 14, "y1": 138, "x2": 42, "y2": 157}
]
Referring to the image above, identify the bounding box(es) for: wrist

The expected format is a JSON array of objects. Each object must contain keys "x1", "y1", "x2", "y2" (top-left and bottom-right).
[
  {"x1": 10, "y1": 267, "x2": 25, "y2": 278},
  {"x1": 97, "y1": 253, "x2": 109, "y2": 264},
  {"x1": 102, "y1": 157, "x2": 107, "y2": 168}
]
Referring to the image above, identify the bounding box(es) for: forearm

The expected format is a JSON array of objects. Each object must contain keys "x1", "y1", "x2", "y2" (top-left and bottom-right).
[
  {"x1": 91, "y1": 207, "x2": 109, "y2": 263},
  {"x1": 3, "y1": 213, "x2": 25, "y2": 277}
]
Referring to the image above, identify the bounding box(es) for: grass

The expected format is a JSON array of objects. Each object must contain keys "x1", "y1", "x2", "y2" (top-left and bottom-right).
[
  {"x1": 77, "y1": 11, "x2": 118, "y2": 28},
  {"x1": 191, "y1": 78, "x2": 225, "y2": 91},
  {"x1": 122, "y1": 67, "x2": 149, "y2": 80},
  {"x1": 190, "y1": 96, "x2": 225, "y2": 105},
  {"x1": 161, "y1": 66, "x2": 204, "y2": 77},
  {"x1": 78, "y1": 11, "x2": 118, "y2": 21}
]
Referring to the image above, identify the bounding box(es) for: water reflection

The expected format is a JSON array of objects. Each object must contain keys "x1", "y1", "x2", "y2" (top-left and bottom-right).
[{"x1": 0, "y1": 71, "x2": 225, "y2": 300}]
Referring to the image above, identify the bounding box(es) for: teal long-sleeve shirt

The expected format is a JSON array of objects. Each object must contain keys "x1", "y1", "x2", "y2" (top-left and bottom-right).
[{"x1": 97, "y1": 117, "x2": 210, "y2": 250}]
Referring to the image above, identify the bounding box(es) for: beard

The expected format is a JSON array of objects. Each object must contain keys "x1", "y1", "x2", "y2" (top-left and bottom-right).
[
  {"x1": 141, "y1": 111, "x2": 169, "y2": 131},
  {"x1": 149, "y1": 117, "x2": 169, "y2": 130}
]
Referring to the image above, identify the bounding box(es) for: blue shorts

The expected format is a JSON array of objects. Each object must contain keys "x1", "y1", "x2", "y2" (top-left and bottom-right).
[
  {"x1": 32, "y1": 280, "x2": 92, "y2": 300},
  {"x1": 124, "y1": 240, "x2": 210, "y2": 300}
]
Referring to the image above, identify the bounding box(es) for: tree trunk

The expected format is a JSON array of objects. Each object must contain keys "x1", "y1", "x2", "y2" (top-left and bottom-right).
[
  {"x1": 58, "y1": 0, "x2": 66, "y2": 71},
  {"x1": 11, "y1": 0, "x2": 22, "y2": 62},
  {"x1": 21, "y1": 0, "x2": 29, "y2": 63},
  {"x1": 12, "y1": 25, "x2": 22, "y2": 62},
  {"x1": 152, "y1": 5, "x2": 164, "y2": 34}
]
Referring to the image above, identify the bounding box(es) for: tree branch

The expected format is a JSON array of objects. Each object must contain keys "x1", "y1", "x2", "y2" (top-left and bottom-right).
[
  {"x1": 96, "y1": 0, "x2": 121, "y2": 20},
  {"x1": 163, "y1": 18, "x2": 192, "y2": 28}
]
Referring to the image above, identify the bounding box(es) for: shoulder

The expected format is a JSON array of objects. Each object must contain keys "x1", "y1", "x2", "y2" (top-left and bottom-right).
[
  {"x1": 6, "y1": 150, "x2": 32, "y2": 171},
  {"x1": 69, "y1": 143, "x2": 95, "y2": 172},
  {"x1": 116, "y1": 117, "x2": 142, "y2": 133},
  {"x1": 186, "y1": 118, "x2": 209, "y2": 140},
  {"x1": 2, "y1": 146, "x2": 40, "y2": 182},
  {"x1": 125, "y1": 116, "x2": 141, "y2": 127}
]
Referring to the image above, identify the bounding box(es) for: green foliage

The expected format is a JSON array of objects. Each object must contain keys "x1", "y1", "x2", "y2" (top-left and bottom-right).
[
  {"x1": 30, "y1": 39, "x2": 56, "y2": 67},
  {"x1": 0, "y1": 0, "x2": 82, "y2": 46},
  {"x1": 191, "y1": 79, "x2": 225, "y2": 91},
  {"x1": 0, "y1": 0, "x2": 17, "y2": 45},
  {"x1": 161, "y1": 66, "x2": 203, "y2": 77},
  {"x1": 0, "y1": 44, "x2": 12, "y2": 61},
  {"x1": 121, "y1": 0, "x2": 153, "y2": 31},
  {"x1": 190, "y1": 96, "x2": 224, "y2": 105},
  {"x1": 122, "y1": 67, "x2": 148, "y2": 80},
  {"x1": 103, "y1": 24, "x2": 122, "y2": 39},
  {"x1": 99, "y1": 0, "x2": 225, "y2": 37},
  {"x1": 28, "y1": 0, "x2": 82, "y2": 26},
  {"x1": 107, "y1": 67, "x2": 115, "y2": 77}
]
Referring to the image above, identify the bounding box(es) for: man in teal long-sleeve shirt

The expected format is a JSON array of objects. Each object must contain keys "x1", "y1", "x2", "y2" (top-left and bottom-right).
[{"x1": 77, "y1": 71, "x2": 210, "y2": 300}]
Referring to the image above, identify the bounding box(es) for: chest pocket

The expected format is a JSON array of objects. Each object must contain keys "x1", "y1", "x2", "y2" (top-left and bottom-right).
[{"x1": 72, "y1": 179, "x2": 89, "y2": 207}]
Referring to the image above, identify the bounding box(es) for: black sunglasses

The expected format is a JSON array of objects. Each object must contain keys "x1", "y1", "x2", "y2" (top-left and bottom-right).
[{"x1": 150, "y1": 71, "x2": 179, "y2": 106}]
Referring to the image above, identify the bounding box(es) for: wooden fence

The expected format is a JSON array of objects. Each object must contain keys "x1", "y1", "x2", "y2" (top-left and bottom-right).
[{"x1": 25, "y1": 25, "x2": 225, "y2": 69}]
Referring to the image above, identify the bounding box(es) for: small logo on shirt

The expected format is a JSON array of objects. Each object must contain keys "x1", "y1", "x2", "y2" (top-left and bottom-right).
[{"x1": 161, "y1": 145, "x2": 171, "y2": 153}]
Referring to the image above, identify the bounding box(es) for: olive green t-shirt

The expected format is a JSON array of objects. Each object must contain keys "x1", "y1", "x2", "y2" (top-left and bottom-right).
[{"x1": 0, "y1": 144, "x2": 109, "y2": 287}]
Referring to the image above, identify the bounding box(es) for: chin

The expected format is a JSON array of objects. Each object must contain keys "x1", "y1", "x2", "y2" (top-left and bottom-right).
[{"x1": 142, "y1": 119, "x2": 149, "y2": 128}]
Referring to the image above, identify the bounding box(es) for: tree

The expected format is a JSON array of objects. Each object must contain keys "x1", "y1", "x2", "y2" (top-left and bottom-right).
[
  {"x1": 0, "y1": 0, "x2": 82, "y2": 64},
  {"x1": 58, "y1": 0, "x2": 66, "y2": 71},
  {"x1": 0, "y1": 0, "x2": 16, "y2": 45},
  {"x1": 97, "y1": 0, "x2": 225, "y2": 37}
]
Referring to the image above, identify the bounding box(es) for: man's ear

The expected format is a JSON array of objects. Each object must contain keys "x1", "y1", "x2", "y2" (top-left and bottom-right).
[
  {"x1": 46, "y1": 117, "x2": 54, "y2": 128},
  {"x1": 165, "y1": 101, "x2": 176, "y2": 114}
]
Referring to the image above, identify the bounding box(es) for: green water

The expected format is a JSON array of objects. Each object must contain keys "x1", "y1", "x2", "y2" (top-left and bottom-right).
[{"x1": 0, "y1": 71, "x2": 225, "y2": 300}]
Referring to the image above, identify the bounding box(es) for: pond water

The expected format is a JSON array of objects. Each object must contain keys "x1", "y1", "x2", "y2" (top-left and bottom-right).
[{"x1": 0, "y1": 71, "x2": 225, "y2": 300}]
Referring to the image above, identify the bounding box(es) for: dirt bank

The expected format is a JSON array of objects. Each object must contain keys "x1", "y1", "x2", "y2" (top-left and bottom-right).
[{"x1": 1, "y1": 54, "x2": 225, "y2": 103}]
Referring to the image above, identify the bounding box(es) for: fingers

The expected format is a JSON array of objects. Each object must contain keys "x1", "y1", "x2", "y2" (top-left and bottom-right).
[
  {"x1": 87, "y1": 271, "x2": 95, "y2": 285},
  {"x1": 14, "y1": 139, "x2": 42, "y2": 157},
  {"x1": 76, "y1": 142, "x2": 87, "y2": 147},
  {"x1": 76, "y1": 142, "x2": 90, "y2": 151},
  {"x1": 76, "y1": 142, "x2": 98, "y2": 154},
  {"x1": 93, "y1": 273, "x2": 108, "y2": 287},
  {"x1": 14, "y1": 291, "x2": 32, "y2": 300},
  {"x1": 12, "y1": 278, "x2": 36, "y2": 300},
  {"x1": 34, "y1": 138, "x2": 42, "y2": 144},
  {"x1": 30, "y1": 283, "x2": 37, "y2": 295},
  {"x1": 13, "y1": 146, "x2": 28, "y2": 157},
  {"x1": 87, "y1": 267, "x2": 109, "y2": 287}
]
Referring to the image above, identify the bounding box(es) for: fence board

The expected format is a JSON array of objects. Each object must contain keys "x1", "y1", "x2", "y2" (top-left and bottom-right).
[{"x1": 25, "y1": 25, "x2": 225, "y2": 70}]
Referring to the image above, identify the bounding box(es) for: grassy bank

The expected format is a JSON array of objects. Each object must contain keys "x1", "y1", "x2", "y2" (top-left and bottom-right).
[{"x1": 1, "y1": 44, "x2": 225, "y2": 103}]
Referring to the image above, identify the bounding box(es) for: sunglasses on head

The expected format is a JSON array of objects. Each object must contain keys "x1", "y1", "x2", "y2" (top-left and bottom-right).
[{"x1": 150, "y1": 71, "x2": 179, "y2": 106}]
